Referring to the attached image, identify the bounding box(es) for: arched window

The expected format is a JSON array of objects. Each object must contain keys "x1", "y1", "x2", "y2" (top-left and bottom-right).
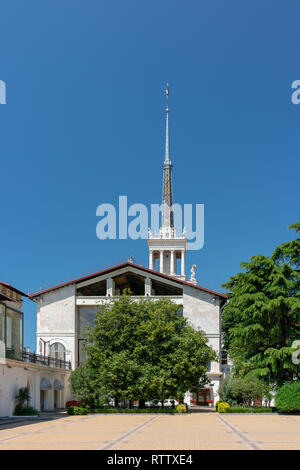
[{"x1": 50, "y1": 343, "x2": 66, "y2": 361}]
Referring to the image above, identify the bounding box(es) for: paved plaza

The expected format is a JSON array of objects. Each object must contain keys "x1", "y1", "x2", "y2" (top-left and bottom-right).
[{"x1": 0, "y1": 411, "x2": 300, "y2": 450}]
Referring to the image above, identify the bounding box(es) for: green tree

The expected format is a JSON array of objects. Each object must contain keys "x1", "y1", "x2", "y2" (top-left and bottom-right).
[
  {"x1": 219, "y1": 375, "x2": 271, "y2": 406},
  {"x1": 74, "y1": 295, "x2": 216, "y2": 407},
  {"x1": 69, "y1": 364, "x2": 110, "y2": 407},
  {"x1": 222, "y1": 223, "x2": 300, "y2": 387}
]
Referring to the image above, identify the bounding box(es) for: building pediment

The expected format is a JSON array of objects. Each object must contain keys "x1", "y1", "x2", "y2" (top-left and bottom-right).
[{"x1": 29, "y1": 262, "x2": 227, "y2": 301}]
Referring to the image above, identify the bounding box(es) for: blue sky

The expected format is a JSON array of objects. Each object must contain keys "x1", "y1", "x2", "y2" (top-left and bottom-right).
[{"x1": 0, "y1": 0, "x2": 299, "y2": 350}]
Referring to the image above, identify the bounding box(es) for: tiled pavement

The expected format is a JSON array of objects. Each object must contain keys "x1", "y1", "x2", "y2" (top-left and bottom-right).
[{"x1": 0, "y1": 412, "x2": 300, "y2": 450}]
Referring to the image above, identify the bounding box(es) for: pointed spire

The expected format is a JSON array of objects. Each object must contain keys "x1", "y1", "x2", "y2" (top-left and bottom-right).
[
  {"x1": 164, "y1": 83, "x2": 171, "y2": 163},
  {"x1": 162, "y1": 83, "x2": 174, "y2": 228}
]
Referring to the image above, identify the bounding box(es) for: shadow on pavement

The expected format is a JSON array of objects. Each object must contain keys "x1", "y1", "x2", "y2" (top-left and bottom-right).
[{"x1": 0, "y1": 410, "x2": 68, "y2": 431}]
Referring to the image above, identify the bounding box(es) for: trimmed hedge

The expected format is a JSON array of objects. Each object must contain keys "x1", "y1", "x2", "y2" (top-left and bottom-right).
[
  {"x1": 224, "y1": 407, "x2": 272, "y2": 414},
  {"x1": 67, "y1": 406, "x2": 188, "y2": 415},
  {"x1": 275, "y1": 382, "x2": 300, "y2": 413}
]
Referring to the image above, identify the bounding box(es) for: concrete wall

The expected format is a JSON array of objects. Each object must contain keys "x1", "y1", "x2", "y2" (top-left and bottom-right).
[
  {"x1": 182, "y1": 284, "x2": 222, "y2": 403},
  {"x1": 36, "y1": 284, "x2": 76, "y2": 369},
  {"x1": 0, "y1": 359, "x2": 71, "y2": 417}
]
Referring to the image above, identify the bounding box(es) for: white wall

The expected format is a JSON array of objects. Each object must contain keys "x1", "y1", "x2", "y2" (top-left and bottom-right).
[
  {"x1": 36, "y1": 284, "x2": 76, "y2": 369},
  {"x1": 0, "y1": 359, "x2": 71, "y2": 417}
]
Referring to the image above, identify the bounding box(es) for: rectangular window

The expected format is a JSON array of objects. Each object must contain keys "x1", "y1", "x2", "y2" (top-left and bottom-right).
[
  {"x1": 79, "y1": 306, "x2": 100, "y2": 337},
  {"x1": 5, "y1": 308, "x2": 22, "y2": 360},
  {"x1": 0, "y1": 304, "x2": 5, "y2": 343},
  {"x1": 221, "y1": 350, "x2": 228, "y2": 365}
]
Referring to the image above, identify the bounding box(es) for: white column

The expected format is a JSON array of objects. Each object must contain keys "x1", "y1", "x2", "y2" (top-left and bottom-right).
[
  {"x1": 159, "y1": 250, "x2": 164, "y2": 273},
  {"x1": 145, "y1": 276, "x2": 151, "y2": 296},
  {"x1": 170, "y1": 250, "x2": 175, "y2": 276},
  {"x1": 149, "y1": 250, "x2": 154, "y2": 270},
  {"x1": 181, "y1": 250, "x2": 185, "y2": 277},
  {"x1": 106, "y1": 277, "x2": 115, "y2": 296}
]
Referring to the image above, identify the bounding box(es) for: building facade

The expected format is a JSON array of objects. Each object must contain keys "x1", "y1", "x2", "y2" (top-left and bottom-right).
[
  {"x1": 29, "y1": 86, "x2": 228, "y2": 405},
  {"x1": 0, "y1": 282, "x2": 71, "y2": 417}
]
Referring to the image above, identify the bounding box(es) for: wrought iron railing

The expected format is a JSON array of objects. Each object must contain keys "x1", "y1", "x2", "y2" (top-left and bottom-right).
[{"x1": 6, "y1": 348, "x2": 71, "y2": 370}]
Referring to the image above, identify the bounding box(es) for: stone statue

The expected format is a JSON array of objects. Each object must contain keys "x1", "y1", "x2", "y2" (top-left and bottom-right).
[{"x1": 190, "y1": 264, "x2": 197, "y2": 283}]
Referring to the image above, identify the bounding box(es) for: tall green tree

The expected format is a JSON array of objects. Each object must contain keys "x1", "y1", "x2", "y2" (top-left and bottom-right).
[
  {"x1": 222, "y1": 223, "x2": 300, "y2": 387},
  {"x1": 71, "y1": 295, "x2": 215, "y2": 406}
]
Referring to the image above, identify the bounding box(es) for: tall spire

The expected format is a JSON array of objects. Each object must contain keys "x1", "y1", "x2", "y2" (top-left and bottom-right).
[
  {"x1": 164, "y1": 83, "x2": 170, "y2": 163},
  {"x1": 162, "y1": 83, "x2": 174, "y2": 228}
]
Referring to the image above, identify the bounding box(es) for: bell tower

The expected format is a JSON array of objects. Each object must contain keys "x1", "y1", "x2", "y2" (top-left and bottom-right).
[{"x1": 147, "y1": 84, "x2": 187, "y2": 280}]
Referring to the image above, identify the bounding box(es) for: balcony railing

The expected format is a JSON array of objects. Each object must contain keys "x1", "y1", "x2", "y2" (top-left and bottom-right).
[{"x1": 5, "y1": 348, "x2": 71, "y2": 370}]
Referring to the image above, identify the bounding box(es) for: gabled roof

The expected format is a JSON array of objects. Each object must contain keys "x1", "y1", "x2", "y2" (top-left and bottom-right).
[
  {"x1": 28, "y1": 262, "x2": 228, "y2": 300},
  {"x1": 0, "y1": 281, "x2": 28, "y2": 299}
]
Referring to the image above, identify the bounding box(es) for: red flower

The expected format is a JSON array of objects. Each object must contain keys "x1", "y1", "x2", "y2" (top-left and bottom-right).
[{"x1": 66, "y1": 400, "x2": 82, "y2": 408}]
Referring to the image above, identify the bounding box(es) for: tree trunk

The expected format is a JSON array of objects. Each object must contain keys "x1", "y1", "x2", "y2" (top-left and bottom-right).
[
  {"x1": 139, "y1": 399, "x2": 146, "y2": 409},
  {"x1": 114, "y1": 397, "x2": 119, "y2": 408}
]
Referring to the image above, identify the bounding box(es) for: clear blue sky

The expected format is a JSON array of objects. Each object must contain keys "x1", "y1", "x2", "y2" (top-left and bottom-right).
[{"x1": 0, "y1": 1, "x2": 299, "y2": 350}]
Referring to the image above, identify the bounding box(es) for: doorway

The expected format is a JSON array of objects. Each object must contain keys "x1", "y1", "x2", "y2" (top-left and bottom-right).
[
  {"x1": 196, "y1": 389, "x2": 210, "y2": 406},
  {"x1": 54, "y1": 390, "x2": 60, "y2": 409},
  {"x1": 40, "y1": 390, "x2": 47, "y2": 411}
]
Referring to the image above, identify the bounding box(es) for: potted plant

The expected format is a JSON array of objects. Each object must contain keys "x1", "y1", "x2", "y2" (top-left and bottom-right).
[{"x1": 207, "y1": 399, "x2": 213, "y2": 408}]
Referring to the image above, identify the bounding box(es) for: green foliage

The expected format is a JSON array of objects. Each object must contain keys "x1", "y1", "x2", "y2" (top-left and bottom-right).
[
  {"x1": 67, "y1": 405, "x2": 89, "y2": 415},
  {"x1": 275, "y1": 381, "x2": 300, "y2": 412},
  {"x1": 224, "y1": 407, "x2": 272, "y2": 413},
  {"x1": 219, "y1": 375, "x2": 271, "y2": 406},
  {"x1": 69, "y1": 364, "x2": 111, "y2": 407},
  {"x1": 222, "y1": 223, "x2": 300, "y2": 387},
  {"x1": 74, "y1": 295, "x2": 215, "y2": 407},
  {"x1": 175, "y1": 404, "x2": 188, "y2": 413},
  {"x1": 14, "y1": 405, "x2": 39, "y2": 416},
  {"x1": 215, "y1": 400, "x2": 221, "y2": 411},
  {"x1": 218, "y1": 402, "x2": 230, "y2": 413},
  {"x1": 68, "y1": 406, "x2": 185, "y2": 414},
  {"x1": 15, "y1": 386, "x2": 31, "y2": 410}
]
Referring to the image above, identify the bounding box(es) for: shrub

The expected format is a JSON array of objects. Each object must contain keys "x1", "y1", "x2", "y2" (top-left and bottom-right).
[
  {"x1": 67, "y1": 406, "x2": 89, "y2": 415},
  {"x1": 176, "y1": 404, "x2": 188, "y2": 413},
  {"x1": 275, "y1": 382, "x2": 300, "y2": 413},
  {"x1": 215, "y1": 400, "x2": 221, "y2": 411},
  {"x1": 225, "y1": 407, "x2": 272, "y2": 413},
  {"x1": 67, "y1": 407, "x2": 187, "y2": 415},
  {"x1": 217, "y1": 402, "x2": 230, "y2": 413},
  {"x1": 66, "y1": 400, "x2": 82, "y2": 408},
  {"x1": 219, "y1": 375, "x2": 271, "y2": 407},
  {"x1": 14, "y1": 405, "x2": 39, "y2": 416}
]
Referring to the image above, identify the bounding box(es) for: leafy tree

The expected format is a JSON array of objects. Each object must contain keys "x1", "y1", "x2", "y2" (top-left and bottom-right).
[
  {"x1": 74, "y1": 295, "x2": 216, "y2": 407},
  {"x1": 219, "y1": 375, "x2": 271, "y2": 406},
  {"x1": 222, "y1": 223, "x2": 300, "y2": 387},
  {"x1": 69, "y1": 364, "x2": 110, "y2": 407}
]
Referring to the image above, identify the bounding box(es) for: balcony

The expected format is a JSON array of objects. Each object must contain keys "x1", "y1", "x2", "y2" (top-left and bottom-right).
[{"x1": 5, "y1": 348, "x2": 71, "y2": 370}]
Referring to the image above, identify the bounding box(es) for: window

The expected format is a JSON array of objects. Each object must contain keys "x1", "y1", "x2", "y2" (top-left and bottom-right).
[
  {"x1": 5, "y1": 308, "x2": 23, "y2": 360},
  {"x1": 50, "y1": 343, "x2": 66, "y2": 361},
  {"x1": 221, "y1": 350, "x2": 228, "y2": 365},
  {"x1": 0, "y1": 304, "x2": 5, "y2": 343}
]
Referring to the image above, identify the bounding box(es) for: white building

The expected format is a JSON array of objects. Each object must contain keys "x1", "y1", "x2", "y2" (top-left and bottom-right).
[
  {"x1": 29, "y1": 86, "x2": 228, "y2": 405},
  {"x1": 0, "y1": 282, "x2": 71, "y2": 417}
]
